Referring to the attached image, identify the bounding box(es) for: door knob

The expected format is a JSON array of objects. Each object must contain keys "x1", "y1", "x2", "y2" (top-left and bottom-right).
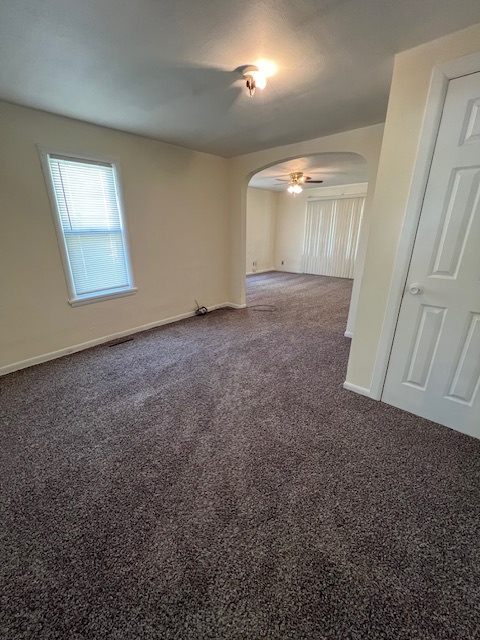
[{"x1": 408, "y1": 283, "x2": 423, "y2": 295}]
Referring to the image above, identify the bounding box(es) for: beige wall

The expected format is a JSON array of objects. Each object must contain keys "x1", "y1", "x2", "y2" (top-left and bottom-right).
[
  {"x1": 246, "y1": 188, "x2": 276, "y2": 274},
  {"x1": 274, "y1": 183, "x2": 368, "y2": 276},
  {"x1": 273, "y1": 189, "x2": 307, "y2": 274},
  {"x1": 346, "y1": 23, "x2": 480, "y2": 394},
  {"x1": 0, "y1": 101, "x2": 229, "y2": 371}
]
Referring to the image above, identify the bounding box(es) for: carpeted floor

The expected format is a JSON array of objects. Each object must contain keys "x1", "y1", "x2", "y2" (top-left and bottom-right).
[{"x1": 1, "y1": 272, "x2": 480, "y2": 639}]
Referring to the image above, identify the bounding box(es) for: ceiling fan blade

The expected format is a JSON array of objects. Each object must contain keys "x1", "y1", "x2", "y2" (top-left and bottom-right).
[{"x1": 305, "y1": 180, "x2": 324, "y2": 183}]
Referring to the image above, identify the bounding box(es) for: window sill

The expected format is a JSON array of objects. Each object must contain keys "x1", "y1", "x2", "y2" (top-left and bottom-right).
[{"x1": 69, "y1": 287, "x2": 138, "y2": 307}]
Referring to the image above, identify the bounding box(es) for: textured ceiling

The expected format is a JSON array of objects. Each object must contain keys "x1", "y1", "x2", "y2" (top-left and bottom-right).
[
  {"x1": 249, "y1": 154, "x2": 368, "y2": 191},
  {"x1": 1, "y1": 0, "x2": 480, "y2": 157}
]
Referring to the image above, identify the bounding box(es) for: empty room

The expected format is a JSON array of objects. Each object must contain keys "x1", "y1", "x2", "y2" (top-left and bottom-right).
[{"x1": 1, "y1": 1, "x2": 480, "y2": 638}]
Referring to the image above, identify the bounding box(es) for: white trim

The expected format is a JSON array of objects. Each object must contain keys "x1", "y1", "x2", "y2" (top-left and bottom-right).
[
  {"x1": 343, "y1": 381, "x2": 372, "y2": 398},
  {"x1": 246, "y1": 268, "x2": 274, "y2": 275},
  {"x1": 69, "y1": 287, "x2": 138, "y2": 307},
  {"x1": 307, "y1": 192, "x2": 367, "y2": 202},
  {"x1": 275, "y1": 267, "x2": 303, "y2": 274},
  {"x1": 0, "y1": 302, "x2": 245, "y2": 376},
  {"x1": 305, "y1": 182, "x2": 367, "y2": 195},
  {"x1": 370, "y1": 51, "x2": 480, "y2": 401},
  {"x1": 344, "y1": 331, "x2": 353, "y2": 338},
  {"x1": 441, "y1": 51, "x2": 480, "y2": 79}
]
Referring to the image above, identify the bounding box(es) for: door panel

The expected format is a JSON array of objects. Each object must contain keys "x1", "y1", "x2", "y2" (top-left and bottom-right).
[
  {"x1": 460, "y1": 98, "x2": 480, "y2": 145},
  {"x1": 382, "y1": 72, "x2": 480, "y2": 439},
  {"x1": 430, "y1": 167, "x2": 480, "y2": 277},
  {"x1": 447, "y1": 313, "x2": 480, "y2": 404},
  {"x1": 404, "y1": 305, "x2": 445, "y2": 389}
]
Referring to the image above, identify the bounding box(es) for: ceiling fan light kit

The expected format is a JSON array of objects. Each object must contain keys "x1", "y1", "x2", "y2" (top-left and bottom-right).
[{"x1": 283, "y1": 172, "x2": 324, "y2": 195}]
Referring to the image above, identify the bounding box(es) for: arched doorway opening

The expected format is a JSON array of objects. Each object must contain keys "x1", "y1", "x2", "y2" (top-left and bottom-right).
[{"x1": 244, "y1": 152, "x2": 369, "y2": 336}]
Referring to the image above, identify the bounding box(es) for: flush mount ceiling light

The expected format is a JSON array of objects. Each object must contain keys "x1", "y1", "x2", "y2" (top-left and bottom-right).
[{"x1": 242, "y1": 65, "x2": 267, "y2": 97}]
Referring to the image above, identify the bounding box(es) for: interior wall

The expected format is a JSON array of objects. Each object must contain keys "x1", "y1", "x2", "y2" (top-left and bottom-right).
[
  {"x1": 274, "y1": 183, "x2": 368, "y2": 274},
  {"x1": 246, "y1": 188, "x2": 276, "y2": 274},
  {"x1": 346, "y1": 22, "x2": 480, "y2": 394},
  {"x1": 0, "y1": 101, "x2": 229, "y2": 372}
]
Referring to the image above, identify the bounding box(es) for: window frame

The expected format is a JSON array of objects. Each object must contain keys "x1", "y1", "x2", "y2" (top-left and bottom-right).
[{"x1": 38, "y1": 146, "x2": 137, "y2": 307}]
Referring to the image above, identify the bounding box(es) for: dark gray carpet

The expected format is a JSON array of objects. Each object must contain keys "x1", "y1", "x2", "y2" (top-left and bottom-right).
[{"x1": 1, "y1": 272, "x2": 480, "y2": 639}]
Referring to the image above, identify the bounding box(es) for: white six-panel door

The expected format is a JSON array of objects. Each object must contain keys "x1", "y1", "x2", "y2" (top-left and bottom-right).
[{"x1": 382, "y1": 71, "x2": 480, "y2": 439}]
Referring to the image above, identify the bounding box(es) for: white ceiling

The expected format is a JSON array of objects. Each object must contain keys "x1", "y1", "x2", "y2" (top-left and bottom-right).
[
  {"x1": 1, "y1": 0, "x2": 480, "y2": 157},
  {"x1": 249, "y1": 153, "x2": 368, "y2": 191}
]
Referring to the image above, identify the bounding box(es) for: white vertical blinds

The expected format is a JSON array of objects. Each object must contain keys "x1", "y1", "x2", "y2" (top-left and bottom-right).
[
  {"x1": 47, "y1": 155, "x2": 133, "y2": 301},
  {"x1": 302, "y1": 197, "x2": 365, "y2": 278}
]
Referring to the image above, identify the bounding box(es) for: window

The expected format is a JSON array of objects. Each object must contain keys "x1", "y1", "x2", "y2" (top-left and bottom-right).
[
  {"x1": 302, "y1": 196, "x2": 365, "y2": 278},
  {"x1": 42, "y1": 151, "x2": 136, "y2": 306}
]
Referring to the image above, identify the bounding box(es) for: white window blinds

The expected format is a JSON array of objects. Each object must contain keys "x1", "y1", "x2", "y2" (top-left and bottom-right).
[
  {"x1": 302, "y1": 196, "x2": 365, "y2": 278},
  {"x1": 47, "y1": 155, "x2": 134, "y2": 304}
]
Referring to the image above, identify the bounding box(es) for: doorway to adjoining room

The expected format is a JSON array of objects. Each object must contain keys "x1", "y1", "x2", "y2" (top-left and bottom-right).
[{"x1": 245, "y1": 153, "x2": 368, "y2": 336}]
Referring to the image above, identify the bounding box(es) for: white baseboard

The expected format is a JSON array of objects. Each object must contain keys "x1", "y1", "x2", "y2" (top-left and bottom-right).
[
  {"x1": 246, "y1": 268, "x2": 274, "y2": 276},
  {"x1": 0, "y1": 302, "x2": 245, "y2": 376},
  {"x1": 344, "y1": 331, "x2": 353, "y2": 339},
  {"x1": 342, "y1": 381, "x2": 372, "y2": 398},
  {"x1": 222, "y1": 302, "x2": 247, "y2": 309}
]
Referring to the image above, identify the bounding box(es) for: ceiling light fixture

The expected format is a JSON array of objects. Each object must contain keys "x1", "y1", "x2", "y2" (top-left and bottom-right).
[
  {"x1": 287, "y1": 172, "x2": 305, "y2": 196},
  {"x1": 283, "y1": 172, "x2": 323, "y2": 195},
  {"x1": 287, "y1": 184, "x2": 303, "y2": 195},
  {"x1": 242, "y1": 65, "x2": 267, "y2": 97}
]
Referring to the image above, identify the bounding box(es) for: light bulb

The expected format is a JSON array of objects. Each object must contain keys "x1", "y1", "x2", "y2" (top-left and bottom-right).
[
  {"x1": 287, "y1": 184, "x2": 303, "y2": 195},
  {"x1": 242, "y1": 65, "x2": 269, "y2": 96},
  {"x1": 252, "y1": 71, "x2": 267, "y2": 90}
]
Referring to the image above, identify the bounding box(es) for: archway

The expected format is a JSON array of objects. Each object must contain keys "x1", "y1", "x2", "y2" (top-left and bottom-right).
[
  {"x1": 227, "y1": 123, "x2": 384, "y2": 339},
  {"x1": 241, "y1": 151, "x2": 371, "y2": 336}
]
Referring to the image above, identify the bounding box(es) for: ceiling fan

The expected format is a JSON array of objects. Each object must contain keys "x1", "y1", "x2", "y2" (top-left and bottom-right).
[{"x1": 276, "y1": 172, "x2": 323, "y2": 194}]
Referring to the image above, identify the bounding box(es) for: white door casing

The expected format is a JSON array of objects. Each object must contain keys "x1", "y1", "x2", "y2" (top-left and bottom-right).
[{"x1": 382, "y1": 72, "x2": 480, "y2": 439}]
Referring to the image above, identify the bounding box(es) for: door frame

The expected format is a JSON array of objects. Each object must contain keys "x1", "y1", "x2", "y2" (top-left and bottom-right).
[{"x1": 369, "y1": 50, "x2": 480, "y2": 401}]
